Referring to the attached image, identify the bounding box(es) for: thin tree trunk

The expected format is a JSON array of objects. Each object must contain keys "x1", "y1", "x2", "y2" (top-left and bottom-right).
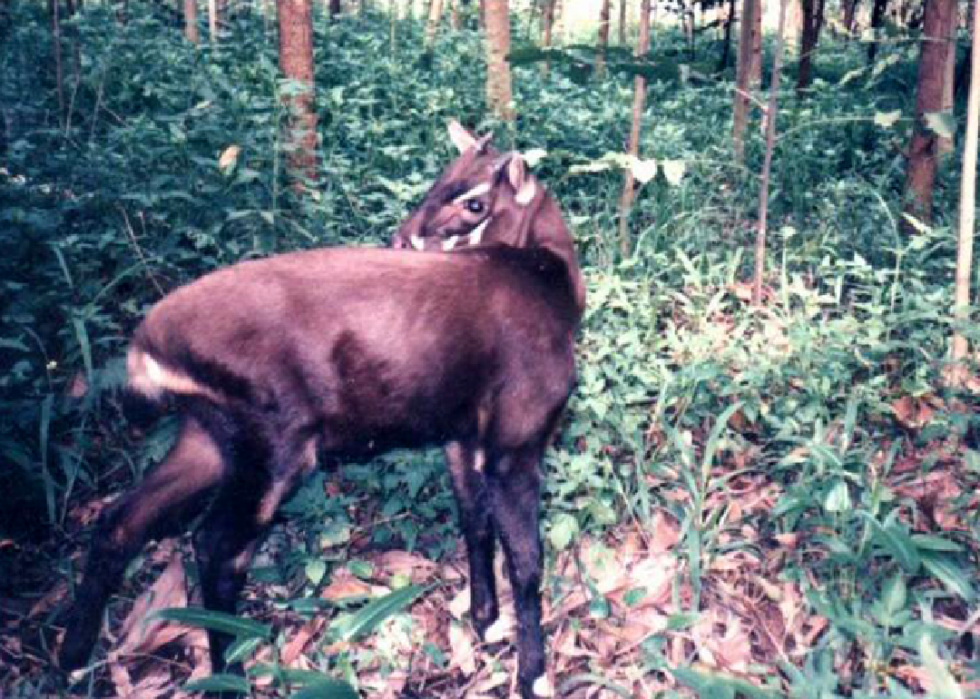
[
  {"x1": 868, "y1": 0, "x2": 887, "y2": 63},
  {"x1": 938, "y1": 0, "x2": 958, "y2": 156},
  {"x1": 425, "y1": 0, "x2": 444, "y2": 52},
  {"x1": 49, "y1": 0, "x2": 65, "y2": 123},
  {"x1": 750, "y1": 0, "x2": 762, "y2": 85},
  {"x1": 843, "y1": 0, "x2": 858, "y2": 34},
  {"x1": 484, "y1": 0, "x2": 513, "y2": 120},
  {"x1": 597, "y1": 0, "x2": 611, "y2": 76},
  {"x1": 478, "y1": 0, "x2": 486, "y2": 28},
  {"x1": 619, "y1": 0, "x2": 627, "y2": 44},
  {"x1": 617, "y1": 0, "x2": 651, "y2": 255},
  {"x1": 718, "y1": 0, "x2": 736, "y2": 70},
  {"x1": 277, "y1": 0, "x2": 318, "y2": 188},
  {"x1": 733, "y1": 0, "x2": 756, "y2": 162},
  {"x1": 753, "y1": 0, "x2": 788, "y2": 305},
  {"x1": 208, "y1": 0, "x2": 218, "y2": 41},
  {"x1": 450, "y1": 0, "x2": 460, "y2": 29},
  {"x1": 184, "y1": 0, "x2": 199, "y2": 42},
  {"x1": 541, "y1": 0, "x2": 555, "y2": 74},
  {"x1": 950, "y1": 0, "x2": 980, "y2": 367},
  {"x1": 903, "y1": 0, "x2": 956, "y2": 231}
]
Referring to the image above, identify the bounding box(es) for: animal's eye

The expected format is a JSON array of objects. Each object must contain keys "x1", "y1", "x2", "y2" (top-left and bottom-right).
[{"x1": 465, "y1": 199, "x2": 484, "y2": 214}]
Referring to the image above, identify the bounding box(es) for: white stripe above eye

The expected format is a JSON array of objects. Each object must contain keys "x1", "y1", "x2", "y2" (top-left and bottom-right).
[{"x1": 452, "y1": 181, "x2": 492, "y2": 204}]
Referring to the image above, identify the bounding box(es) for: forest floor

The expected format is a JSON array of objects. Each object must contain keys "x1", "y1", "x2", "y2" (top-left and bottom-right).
[{"x1": 2, "y1": 1, "x2": 980, "y2": 697}]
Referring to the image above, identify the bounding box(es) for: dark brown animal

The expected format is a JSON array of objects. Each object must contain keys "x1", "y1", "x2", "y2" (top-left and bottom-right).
[{"x1": 59, "y1": 122, "x2": 584, "y2": 699}]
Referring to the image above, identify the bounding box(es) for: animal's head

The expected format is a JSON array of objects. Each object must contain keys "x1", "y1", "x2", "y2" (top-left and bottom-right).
[
  {"x1": 392, "y1": 121, "x2": 545, "y2": 253},
  {"x1": 392, "y1": 121, "x2": 586, "y2": 314}
]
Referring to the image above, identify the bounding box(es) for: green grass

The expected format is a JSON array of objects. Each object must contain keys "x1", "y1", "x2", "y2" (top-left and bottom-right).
[{"x1": 1, "y1": 2, "x2": 978, "y2": 696}]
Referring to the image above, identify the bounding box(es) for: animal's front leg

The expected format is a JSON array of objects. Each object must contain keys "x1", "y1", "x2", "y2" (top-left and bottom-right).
[{"x1": 487, "y1": 447, "x2": 546, "y2": 699}]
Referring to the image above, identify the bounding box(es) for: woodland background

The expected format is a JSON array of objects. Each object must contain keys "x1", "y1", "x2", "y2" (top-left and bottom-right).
[{"x1": 1, "y1": 0, "x2": 980, "y2": 696}]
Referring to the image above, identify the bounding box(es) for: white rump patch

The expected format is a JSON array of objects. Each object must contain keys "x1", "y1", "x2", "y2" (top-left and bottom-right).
[
  {"x1": 452, "y1": 181, "x2": 491, "y2": 204},
  {"x1": 410, "y1": 234, "x2": 425, "y2": 251},
  {"x1": 441, "y1": 235, "x2": 459, "y2": 251},
  {"x1": 466, "y1": 218, "x2": 490, "y2": 246},
  {"x1": 129, "y1": 349, "x2": 215, "y2": 401}
]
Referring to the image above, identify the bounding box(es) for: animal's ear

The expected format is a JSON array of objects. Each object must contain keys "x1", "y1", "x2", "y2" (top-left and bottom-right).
[
  {"x1": 506, "y1": 153, "x2": 537, "y2": 206},
  {"x1": 448, "y1": 120, "x2": 480, "y2": 153}
]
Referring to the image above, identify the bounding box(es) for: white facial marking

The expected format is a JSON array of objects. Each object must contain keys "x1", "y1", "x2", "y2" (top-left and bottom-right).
[
  {"x1": 452, "y1": 181, "x2": 492, "y2": 204},
  {"x1": 442, "y1": 235, "x2": 459, "y2": 251},
  {"x1": 473, "y1": 448, "x2": 485, "y2": 473},
  {"x1": 410, "y1": 234, "x2": 425, "y2": 251},
  {"x1": 467, "y1": 217, "x2": 490, "y2": 246}
]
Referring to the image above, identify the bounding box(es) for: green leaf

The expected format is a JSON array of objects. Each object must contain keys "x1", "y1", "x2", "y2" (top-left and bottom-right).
[
  {"x1": 923, "y1": 110, "x2": 956, "y2": 139},
  {"x1": 874, "y1": 109, "x2": 902, "y2": 128},
  {"x1": 661, "y1": 159, "x2": 686, "y2": 186},
  {"x1": 151, "y1": 607, "x2": 271, "y2": 640},
  {"x1": 290, "y1": 678, "x2": 360, "y2": 699},
  {"x1": 330, "y1": 585, "x2": 428, "y2": 642},
  {"x1": 861, "y1": 514, "x2": 920, "y2": 573},
  {"x1": 921, "y1": 552, "x2": 976, "y2": 601},
  {"x1": 183, "y1": 673, "x2": 251, "y2": 694},
  {"x1": 823, "y1": 480, "x2": 851, "y2": 513},
  {"x1": 918, "y1": 635, "x2": 963, "y2": 699},
  {"x1": 549, "y1": 512, "x2": 579, "y2": 551},
  {"x1": 224, "y1": 636, "x2": 264, "y2": 664}
]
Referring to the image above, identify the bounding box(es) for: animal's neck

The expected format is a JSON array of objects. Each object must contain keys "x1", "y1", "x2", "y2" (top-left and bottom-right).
[{"x1": 526, "y1": 190, "x2": 587, "y2": 316}]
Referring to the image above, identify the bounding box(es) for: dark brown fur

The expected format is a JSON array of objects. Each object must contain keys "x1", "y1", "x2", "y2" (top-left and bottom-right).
[{"x1": 59, "y1": 124, "x2": 583, "y2": 699}]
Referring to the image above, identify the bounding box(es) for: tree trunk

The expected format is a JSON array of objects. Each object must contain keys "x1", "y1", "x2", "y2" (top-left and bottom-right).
[
  {"x1": 617, "y1": 0, "x2": 651, "y2": 255},
  {"x1": 867, "y1": 0, "x2": 887, "y2": 63},
  {"x1": 484, "y1": 0, "x2": 513, "y2": 120},
  {"x1": 541, "y1": 0, "x2": 555, "y2": 74},
  {"x1": 478, "y1": 0, "x2": 486, "y2": 28},
  {"x1": 903, "y1": 0, "x2": 956, "y2": 232},
  {"x1": 843, "y1": 0, "x2": 859, "y2": 34},
  {"x1": 277, "y1": 0, "x2": 318, "y2": 188},
  {"x1": 950, "y1": 0, "x2": 980, "y2": 367},
  {"x1": 733, "y1": 0, "x2": 757, "y2": 161},
  {"x1": 208, "y1": 0, "x2": 218, "y2": 41},
  {"x1": 718, "y1": 0, "x2": 736, "y2": 70},
  {"x1": 753, "y1": 0, "x2": 788, "y2": 305},
  {"x1": 797, "y1": 0, "x2": 822, "y2": 89},
  {"x1": 750, "y1": 0, "x2": 762, "y2": 85},
  {"x1": 450, "y1": 0, "x2": 460, "y2": 29},
  {"x1": 49, "y1": 0, "x2": 65, "y2": 123},
  {"x1": 618, "y1": 0, "x2": 627, "y2": 44},
  {"x1": 597, "y1": 0, "x2": 611, "y2": 76},
  {"x1": 938, "y1": 0, "x2": 958, "y2": 156},
  {"x1": 184, "y1": 0, "x2": 199, "y2": 41},
  {"x1": 425, "y1": 0, "x2": 444, "y2": 52}
]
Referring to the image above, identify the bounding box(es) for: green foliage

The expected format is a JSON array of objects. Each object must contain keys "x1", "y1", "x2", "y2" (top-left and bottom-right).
[{"x1": 2, "y1": 1, "x2": 978, "y2": 697}]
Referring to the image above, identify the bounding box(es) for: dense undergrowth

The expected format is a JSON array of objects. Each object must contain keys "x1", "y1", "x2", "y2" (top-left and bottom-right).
[{"x1": 2, "y1": 1, "x2": 979, "y2": 697}]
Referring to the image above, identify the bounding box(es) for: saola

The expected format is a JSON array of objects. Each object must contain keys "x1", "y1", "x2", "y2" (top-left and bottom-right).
[{"x1": 59, "y1": 122, "x2": 584, "y2": 699}]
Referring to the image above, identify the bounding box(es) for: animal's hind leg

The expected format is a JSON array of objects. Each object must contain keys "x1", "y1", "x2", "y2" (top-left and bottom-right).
[
  {"x1": 60, "y1": 416, "x2": 226, "y2": 672},
  {"x1": 445, "y1": 441, "x2": 498, "y2": 636},
  {"x1": 192, "y1": 430, "x2": 315, "y2": 672}
]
